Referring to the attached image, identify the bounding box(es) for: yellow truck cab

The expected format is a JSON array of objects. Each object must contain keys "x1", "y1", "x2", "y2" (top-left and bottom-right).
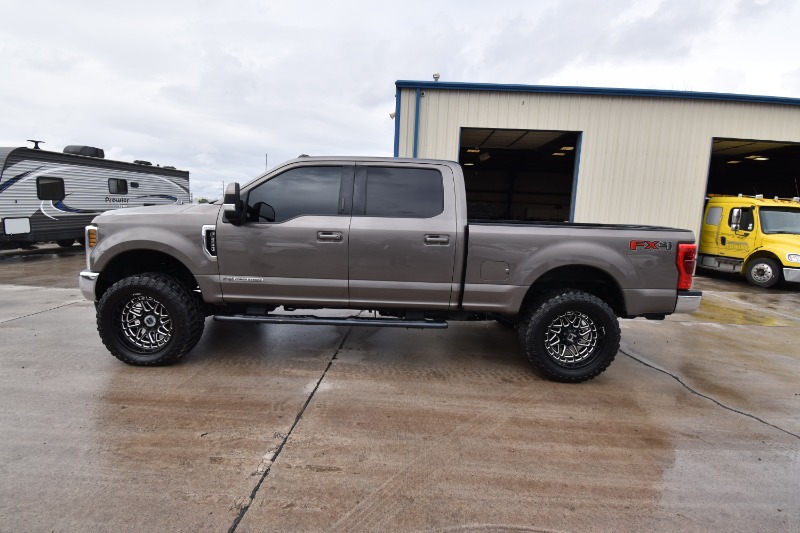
[{"x1": 699, "y1": 194, "x2": 800, "y2": 288}]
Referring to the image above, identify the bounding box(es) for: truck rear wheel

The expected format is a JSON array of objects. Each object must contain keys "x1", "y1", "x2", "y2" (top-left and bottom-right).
[
  {"x1": 745, "y1": 258, "x2": 781, "y2": 288},
  {"x1": 518, "y1": 289, "x2": 620, "y2": 383},
  {"x1": 96, "y1": 274, "x2": 205, "y2": 365},
  {"x1": 56, "y1": 239, "x2": 75, "y2": 248}
]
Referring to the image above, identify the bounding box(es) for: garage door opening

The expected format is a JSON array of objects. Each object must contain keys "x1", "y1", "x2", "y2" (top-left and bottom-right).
[
  {"x1": 459, "y1": 128, "x2": 580, "y2": 222},
  {"x1": 707, "y1": 138, "x2": 800, "y2": 198}
]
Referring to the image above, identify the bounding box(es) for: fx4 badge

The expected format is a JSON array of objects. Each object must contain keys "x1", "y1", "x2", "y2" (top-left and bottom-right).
[{"x1": 629, "y1": 240, "x2": 673, "y2": 251}]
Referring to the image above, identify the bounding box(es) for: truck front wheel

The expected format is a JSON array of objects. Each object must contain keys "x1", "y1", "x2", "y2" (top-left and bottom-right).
[
  {"x1": 96, "y1": 274, "x2": 205, "y2": 365},
  {"x1": 518, "y1": 289, "x2": 620, "y2": 383},
  {"x1": 745, "y1": 258, "x2": 781, "y2": 288}
]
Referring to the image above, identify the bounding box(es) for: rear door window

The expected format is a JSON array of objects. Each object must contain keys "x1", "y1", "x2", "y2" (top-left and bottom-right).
[
  {"x1": 359, "y1": 167, "x2": 444, "y2": 218},
  {"x1": 704, "y1": 206, "x2": 722, "y2": 226}
]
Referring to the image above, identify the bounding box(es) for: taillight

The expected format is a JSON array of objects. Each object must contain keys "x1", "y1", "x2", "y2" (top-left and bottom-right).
[{"x1": 676, "y1": 243, "x2": 697, "y2": 290}]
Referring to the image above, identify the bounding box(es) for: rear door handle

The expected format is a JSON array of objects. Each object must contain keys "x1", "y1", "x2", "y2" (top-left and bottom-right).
[
  {"x1": 424, "y1": 234, "x2": 450, "y2": 245},
  {"x1": 317, "y1": 231, "x2": 343, "y2": 242}
]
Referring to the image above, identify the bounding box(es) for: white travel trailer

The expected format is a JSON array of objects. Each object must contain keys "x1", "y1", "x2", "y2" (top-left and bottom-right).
[{"x1": 0, "y1": 143, "x2": 190, "y2": 248}]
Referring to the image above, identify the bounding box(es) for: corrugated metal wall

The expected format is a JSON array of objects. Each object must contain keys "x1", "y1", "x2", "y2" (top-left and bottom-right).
[{"x1": 397, "y1": 87, "x2": 800, "y2": 233}]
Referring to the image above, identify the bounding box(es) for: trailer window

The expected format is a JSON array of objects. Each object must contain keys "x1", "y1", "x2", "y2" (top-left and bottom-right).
[
  {"x1": 109, "y1": 178, "x2": 128, "y2": 195},
  {"x1": 36, "y1": 177, "x2": 65, "y2": 201}
]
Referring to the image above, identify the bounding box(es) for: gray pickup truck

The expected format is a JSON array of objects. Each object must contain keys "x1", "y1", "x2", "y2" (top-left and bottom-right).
[{"x1": 79, "y1": 157, "x2": 701, "y2": 382}]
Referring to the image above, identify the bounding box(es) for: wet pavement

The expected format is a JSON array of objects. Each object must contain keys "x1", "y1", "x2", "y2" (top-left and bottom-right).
[{"x1": 0, "y1": 249, "x2": 798, "y2": 532}]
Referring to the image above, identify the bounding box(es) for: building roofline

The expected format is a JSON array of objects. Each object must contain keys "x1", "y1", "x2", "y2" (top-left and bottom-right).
[{"x1": 395, "y1": 80, "x2": 800, "y2": 107}]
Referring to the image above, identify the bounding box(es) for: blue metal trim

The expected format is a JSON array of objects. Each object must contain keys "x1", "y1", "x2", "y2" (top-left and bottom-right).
[
  {"x1": 569, "y1": 133, "x2": 583, "y2": 223},
  {"x1": 393, "y1": 86, "x2": 401, "y2": 157},
  {"x1": 395, "y1": 80, "x2": 800, "y2": 107},
  {"x1": 413, "y1": 88, "x2": 421, "y2": 158}
]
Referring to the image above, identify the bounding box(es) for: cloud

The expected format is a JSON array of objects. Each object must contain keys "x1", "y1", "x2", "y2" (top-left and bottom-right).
[{"x1": 1, "y1": 0, "x2": 799, "y2": 201}]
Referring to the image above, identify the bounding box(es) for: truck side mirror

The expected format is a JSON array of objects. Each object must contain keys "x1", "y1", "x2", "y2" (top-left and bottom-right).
[
  {"x1": 223, "y1": 182, "x2": 243, "y2": 224},
  {"x1": 730, "y1": 208, "x2": 741, "y2": 232}
]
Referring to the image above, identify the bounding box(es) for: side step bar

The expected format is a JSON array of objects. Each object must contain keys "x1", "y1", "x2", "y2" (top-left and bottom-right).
[{"x1": 213, "y1": 314, "x2": 448, "y2": 329}]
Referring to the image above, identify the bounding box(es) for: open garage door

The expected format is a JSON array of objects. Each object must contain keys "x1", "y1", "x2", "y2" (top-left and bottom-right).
[
  {"x1": 707, "y1": 138, "x2": 800, "y2": 198},
  {"x1": 459, "y1": 128, "x2": 580, "y2": 222}
]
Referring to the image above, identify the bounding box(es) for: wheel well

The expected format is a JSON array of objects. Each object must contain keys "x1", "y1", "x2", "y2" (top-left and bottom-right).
[
  {"x1": 520, "y1": 265, "x2": 626, "y2": 317},
  {"x1": 96, "y1": 250, "x2": 199, "y2": 299},
  {"x1": 745, "y1": 251, "x2": 782, "y2": 268}
]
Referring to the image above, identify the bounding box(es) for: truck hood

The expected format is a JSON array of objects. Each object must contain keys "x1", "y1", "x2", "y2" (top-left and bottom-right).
[
  {"x1": 761, "y1": 233, "x2": 800, "y2": 251},
  {"x1": 92, "y1": 203, "x2": 221, "y2": 223}
]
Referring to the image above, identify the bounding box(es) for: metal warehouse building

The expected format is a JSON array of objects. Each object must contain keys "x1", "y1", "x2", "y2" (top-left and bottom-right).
[{"x1": 393, "y1": 80, "x2": 800, "y2": 233}]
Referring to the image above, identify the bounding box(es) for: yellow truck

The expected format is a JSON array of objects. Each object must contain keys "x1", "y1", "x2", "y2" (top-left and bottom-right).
[{"x1": 699, "y1": 194, "x2": 800, "y2": 288}]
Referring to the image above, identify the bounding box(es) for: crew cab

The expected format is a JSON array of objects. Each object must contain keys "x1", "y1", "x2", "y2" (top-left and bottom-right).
[{"x1": 79, "y1": 157, "x2": 701, "y2": 382}]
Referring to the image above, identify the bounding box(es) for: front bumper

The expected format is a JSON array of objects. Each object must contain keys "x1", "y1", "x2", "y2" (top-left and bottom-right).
[
  {"x1": 79, "y1": 270, "x2": 99, "y2": 301},
  {"x1": 783, "y1": 267, "x2": 800, "y2": 283},
  {"x1": 674, "y1": 290, "x2": 702, "y2": 314}
]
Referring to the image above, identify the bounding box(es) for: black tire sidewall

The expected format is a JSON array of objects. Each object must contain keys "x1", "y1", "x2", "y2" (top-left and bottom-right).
[{"x1": 521, "y1": 291, "x2": 620, "y2": 382}]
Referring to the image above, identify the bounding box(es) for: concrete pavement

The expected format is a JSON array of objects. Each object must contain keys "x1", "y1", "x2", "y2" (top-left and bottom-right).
[{"x1": 0, "y1": 248, "x2": 797, "y2": 532}]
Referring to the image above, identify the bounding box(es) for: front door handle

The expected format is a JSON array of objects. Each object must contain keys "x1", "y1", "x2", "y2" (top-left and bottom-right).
[
  {"x1": 424, "y1": 234, "x2": 450, "y2": 245},
  {"x1": 317, "y1": 231, "x2": 343, "y2": 242}
]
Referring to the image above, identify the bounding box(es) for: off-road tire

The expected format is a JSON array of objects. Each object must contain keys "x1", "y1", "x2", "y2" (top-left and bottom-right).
[
  {"x1": 97, "y1": 273, "x2": 205, "y2": 365},
  {"x1": 745, "y1": 258, "x2": 781, "y2": 288},
  {"x1": 518, "y1": 289, "x2": 620, "y2": 383}
]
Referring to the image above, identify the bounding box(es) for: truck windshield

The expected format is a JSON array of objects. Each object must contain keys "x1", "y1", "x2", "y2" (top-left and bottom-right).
[{"x1": 759, "y1": 207, "x2": 800, "y2": 234}]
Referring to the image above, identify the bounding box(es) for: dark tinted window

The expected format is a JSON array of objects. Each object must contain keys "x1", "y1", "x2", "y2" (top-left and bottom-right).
[
  {"x1": 36, "y1": 177, "x2": 65, "y2": 201},
  {"x1": 364, "y1": 167, "x2": 443, "y2": 218},
  {"x1": 109, "y1": 178, "x2": 128, "y2": 195},
  {"x1": 246, "y1": 166, "x2": 342, "y2": 223}
]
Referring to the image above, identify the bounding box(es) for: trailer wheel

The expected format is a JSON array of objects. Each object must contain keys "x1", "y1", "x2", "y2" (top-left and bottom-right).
[
  {"x1": 96, "y1": 273, "x2": 205, "y2": 365},
  {"x1": 56, "y1": 239, "x2": 75, "y2": 248},
  {"x1": 745, "y1": 258, "x2": 781, "y2": 288},
  {"x1": 518, "y1": 289, "x2": 620, "y2": 383}
]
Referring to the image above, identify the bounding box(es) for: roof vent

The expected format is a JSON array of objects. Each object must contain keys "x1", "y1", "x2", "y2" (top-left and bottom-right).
[
  {"x1": 64, "y1": 145, "x2": 105, "y2": 158},
  {"x1": 133, "y1": 160, "x2": 152, "y2": 166},
  {"x1": 163, "y1": 165, "x2": 176, "y2": 170}
]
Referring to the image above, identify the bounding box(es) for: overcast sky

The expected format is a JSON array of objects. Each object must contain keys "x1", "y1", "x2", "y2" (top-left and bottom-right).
[{"x1": 1, "y1": 0, "x2": 798, "y2": 200}]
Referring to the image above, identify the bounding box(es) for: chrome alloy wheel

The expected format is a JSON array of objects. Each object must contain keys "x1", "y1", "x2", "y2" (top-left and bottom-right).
[
  {"x1": 543, "y1": 310, "x2": 603, "y2": 366},
  {"x1": 751, "y1": 263, "x2": 774, "y2": 284},
  {"x1": 118, "y1": 295, "x2": 173, "y2": 352}
]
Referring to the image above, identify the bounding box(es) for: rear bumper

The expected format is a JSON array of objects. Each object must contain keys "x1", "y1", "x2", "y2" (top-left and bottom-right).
[
  {"x1": 783, "y1": 267, "x2": 800, "y2": 283},
  {"x1": 674, "y1": 290, "x2": 702, "y2": 314},
  {"x1": 79, "y1": 270, "x2": 99, "y2": 301}
]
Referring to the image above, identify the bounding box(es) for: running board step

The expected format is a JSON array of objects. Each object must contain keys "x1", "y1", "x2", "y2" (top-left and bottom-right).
[{"x1": 213, "y1": 314, "x2": 448, "y2": 329}]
